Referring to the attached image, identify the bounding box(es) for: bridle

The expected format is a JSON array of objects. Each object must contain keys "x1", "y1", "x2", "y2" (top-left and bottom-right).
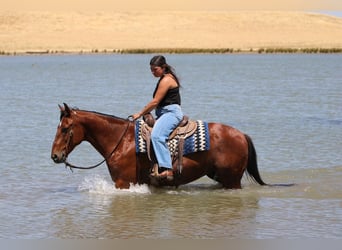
[{"x1": 64, "y1": 120, "x2": 132, "y2": 171}]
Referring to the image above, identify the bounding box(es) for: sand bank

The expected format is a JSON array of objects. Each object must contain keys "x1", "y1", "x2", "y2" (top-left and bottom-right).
[{"x1": 1, "y1": 11, "x2": 342, "y2": 54}]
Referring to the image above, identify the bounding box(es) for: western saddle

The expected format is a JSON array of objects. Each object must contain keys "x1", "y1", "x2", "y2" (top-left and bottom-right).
[{"x1": 141, "y1": 113, "x2": 197, "y2": 175}]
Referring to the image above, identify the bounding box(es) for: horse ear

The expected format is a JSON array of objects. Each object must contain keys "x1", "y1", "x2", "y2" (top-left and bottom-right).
[
  {"x1": 58, "y1": 104, "x2": 66, "y2": 121},
  {"x1": 63, "y1": 103, "x2": 71, "y2": 117}
]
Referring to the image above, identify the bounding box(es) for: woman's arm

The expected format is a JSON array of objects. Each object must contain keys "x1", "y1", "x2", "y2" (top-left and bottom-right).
[{"x1": 131, "y1": 76, "x2": 175, "y2": 120}]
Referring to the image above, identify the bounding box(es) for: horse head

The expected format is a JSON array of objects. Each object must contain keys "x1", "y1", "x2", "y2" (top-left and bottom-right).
[{"x1": 51, "y1": 103, "x2": 84, "y2": 164}]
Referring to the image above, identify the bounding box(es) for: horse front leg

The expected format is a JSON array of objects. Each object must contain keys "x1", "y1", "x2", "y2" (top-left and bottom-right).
[{"x1": 114, "y1": 179, "x2": 131, "y2": 189}]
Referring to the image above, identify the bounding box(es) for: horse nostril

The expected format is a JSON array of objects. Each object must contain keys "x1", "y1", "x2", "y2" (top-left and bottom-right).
[{"x1": 51, "y1": 154, "x2": 59, "y2": 162}]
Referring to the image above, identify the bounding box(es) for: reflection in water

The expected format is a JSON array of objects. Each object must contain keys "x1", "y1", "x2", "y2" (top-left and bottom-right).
[
  {"x1": 52, "y1": 181, "x2": 260, "y2": 238},
  {"x1": 50, "y1": 167, "x2": 342, "y2": 239}
]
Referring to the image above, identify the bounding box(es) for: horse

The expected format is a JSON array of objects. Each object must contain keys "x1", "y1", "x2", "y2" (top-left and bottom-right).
[{"x1": 51, "y1": 103, "x2": 269, "y2": 189}]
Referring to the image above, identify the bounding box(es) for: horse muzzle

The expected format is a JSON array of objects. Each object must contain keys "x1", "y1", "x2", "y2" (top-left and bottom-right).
[{"x1": 51, "y1": 152, "x2": 66, "y2": 164}]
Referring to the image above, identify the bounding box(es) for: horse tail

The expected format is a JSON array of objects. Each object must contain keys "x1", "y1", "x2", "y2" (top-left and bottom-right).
[
  {"x1": 244, "y1": 134, "x2": 267, "y2": 186},
  {"x1": 244, "y1": 134, "x2": 295, "y2": 187}
]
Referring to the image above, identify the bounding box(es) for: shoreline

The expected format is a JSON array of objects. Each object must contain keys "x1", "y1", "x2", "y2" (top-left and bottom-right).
[{"x1": 2, "y1": 47, "x2": 342, "y2": 56}]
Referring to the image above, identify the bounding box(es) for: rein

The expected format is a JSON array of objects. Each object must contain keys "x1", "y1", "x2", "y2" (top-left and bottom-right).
[{"x1": 64, "y1": 120, "x2": 131, "y2": 171}]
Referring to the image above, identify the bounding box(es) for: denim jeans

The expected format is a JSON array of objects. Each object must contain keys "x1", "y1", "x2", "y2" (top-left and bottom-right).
[{"x1": 151, "y1": 104, "x2": 183, "y2": 169}]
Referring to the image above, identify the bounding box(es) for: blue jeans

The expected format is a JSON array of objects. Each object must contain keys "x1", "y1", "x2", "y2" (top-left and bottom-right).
[{"x1": 151, "y1": 104, "x2": 183, "y2": 169}]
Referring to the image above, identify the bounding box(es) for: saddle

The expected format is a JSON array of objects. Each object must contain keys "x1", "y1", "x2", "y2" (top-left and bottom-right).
[{"x1": 141, "y1": 113, "x2": 197, "y2": 174}]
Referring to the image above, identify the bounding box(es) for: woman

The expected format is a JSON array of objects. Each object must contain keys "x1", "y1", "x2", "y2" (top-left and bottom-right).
[{"x1": 131, "y1": 55, "x2": 183, "y2": 180}]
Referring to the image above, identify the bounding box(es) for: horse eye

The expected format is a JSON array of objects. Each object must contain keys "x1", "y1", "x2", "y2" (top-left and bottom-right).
[{"x1": 61, "y1": 127, "x2": 68, "y2": 134}]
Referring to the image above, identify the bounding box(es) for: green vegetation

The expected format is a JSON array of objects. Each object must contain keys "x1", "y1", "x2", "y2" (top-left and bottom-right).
[
  {"x1": 118, "y1": 48, "x2": 235, "y2": 54},
  {"x1": 258, "y1": 48, "x2": 342, "y2": 53},
  {"x1": 1, "y1": 47, "x2": 342, "y2": 56}
]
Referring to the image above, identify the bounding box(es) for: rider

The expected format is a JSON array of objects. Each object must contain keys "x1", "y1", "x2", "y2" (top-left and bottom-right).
[{"x1": 131, "y1": 55, "x2": 183, "y2": 179}]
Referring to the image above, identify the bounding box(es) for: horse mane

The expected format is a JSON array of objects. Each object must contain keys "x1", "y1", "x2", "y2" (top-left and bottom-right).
[
  {"x1": 59, "y1": 106, "x2": 128, "y2": 122},
  {"x1": 76, "y1": 108, "x2": 129, "y2": 122},
  {"x1": 85, "y1": 110, "x2": 128, "y2": 121}
]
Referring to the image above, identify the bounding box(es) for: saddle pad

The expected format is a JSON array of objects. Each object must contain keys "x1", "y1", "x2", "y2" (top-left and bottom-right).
[{"x1": 135, "y1": 120, "x2": 210, "y2": 156}]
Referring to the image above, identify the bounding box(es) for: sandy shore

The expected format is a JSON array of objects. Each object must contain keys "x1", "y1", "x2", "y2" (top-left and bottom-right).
[{"x1": 1, "y1": 11, "x2": 342, "y2": 53}]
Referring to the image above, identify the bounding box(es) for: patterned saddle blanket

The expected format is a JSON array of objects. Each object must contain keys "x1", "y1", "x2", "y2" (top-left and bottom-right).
[{"x1": 135, "y1": 119, "x2": 210, "y2": 157}]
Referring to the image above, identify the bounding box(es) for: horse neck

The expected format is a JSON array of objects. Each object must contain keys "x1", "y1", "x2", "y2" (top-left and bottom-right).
[{"x1": 77, "y1": 111, "x2": 128, "y2": 157}]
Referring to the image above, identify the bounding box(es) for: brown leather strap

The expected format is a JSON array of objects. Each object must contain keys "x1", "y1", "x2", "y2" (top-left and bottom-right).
[{"x1": 177, "y1": 136, "x2": 185, "y2": 173}]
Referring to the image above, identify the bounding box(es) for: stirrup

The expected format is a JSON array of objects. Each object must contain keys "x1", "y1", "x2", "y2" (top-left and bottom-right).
[
  {"x1": 150, "y1": 165, "x2": 174, "y2": 181},
  {"x1": 158, "y1": 169, "x2": 174, "y2": 181},
  {"x1": 150, "y1": 164, "x2": 159, "y2": 177}
]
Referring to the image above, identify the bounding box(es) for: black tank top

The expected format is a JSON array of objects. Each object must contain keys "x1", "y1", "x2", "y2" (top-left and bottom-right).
[{"x1": 153, "y1": 77, "x2": 181, "y2": 108}]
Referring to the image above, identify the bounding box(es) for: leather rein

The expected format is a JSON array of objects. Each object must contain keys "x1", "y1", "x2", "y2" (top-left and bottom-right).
[{"x1": 64, "y1": 120, "x2": 131, "y2": 171}]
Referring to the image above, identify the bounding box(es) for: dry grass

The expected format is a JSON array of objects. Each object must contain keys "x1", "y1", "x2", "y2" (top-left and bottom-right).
[{"x1": 1, "y1": 11, "x2": 342, "y2": 54}]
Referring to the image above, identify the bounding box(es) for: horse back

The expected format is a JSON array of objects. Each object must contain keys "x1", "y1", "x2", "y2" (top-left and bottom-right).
[{"x1": 207, "y1": 122, "x2": 248, "y2": 159}]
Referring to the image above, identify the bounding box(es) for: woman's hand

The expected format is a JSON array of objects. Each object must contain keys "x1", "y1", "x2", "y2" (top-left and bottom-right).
[{"x1": 131, "y1": 113, "x2": 142, "y2": 120}]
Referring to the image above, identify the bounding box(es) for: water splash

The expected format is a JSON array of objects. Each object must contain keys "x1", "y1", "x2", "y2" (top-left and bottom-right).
[{"x1": 77, "y1": 175, "x2": 151, "y2": 195}]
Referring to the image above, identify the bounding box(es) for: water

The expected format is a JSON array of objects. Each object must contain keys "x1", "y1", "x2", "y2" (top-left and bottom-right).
[{"x1": 0, "y1": 54, "x2": 341, "y2": 239}]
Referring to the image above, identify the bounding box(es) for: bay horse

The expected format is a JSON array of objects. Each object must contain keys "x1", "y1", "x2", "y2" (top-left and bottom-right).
[{"x1": 51, "y1": 103, "x2": 268, "y2": 189}]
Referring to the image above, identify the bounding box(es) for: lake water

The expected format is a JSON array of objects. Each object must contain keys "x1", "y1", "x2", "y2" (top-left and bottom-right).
[{"x1": 0, "y1": 54, "x2": 341, "y2": 239}]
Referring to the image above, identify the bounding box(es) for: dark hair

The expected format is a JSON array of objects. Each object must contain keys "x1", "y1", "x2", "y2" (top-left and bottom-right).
[{"x1": 150, "y1": 55, "x2": 180, "y2": 87}]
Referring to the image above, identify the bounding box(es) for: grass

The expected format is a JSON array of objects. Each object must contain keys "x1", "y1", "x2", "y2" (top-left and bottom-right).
[
  {"x1": 1, "y1": 47, "x2": 342, "y2": 55},
  {"x1": 257, "y1": 48, "x2": 342, "y2": 53}
]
